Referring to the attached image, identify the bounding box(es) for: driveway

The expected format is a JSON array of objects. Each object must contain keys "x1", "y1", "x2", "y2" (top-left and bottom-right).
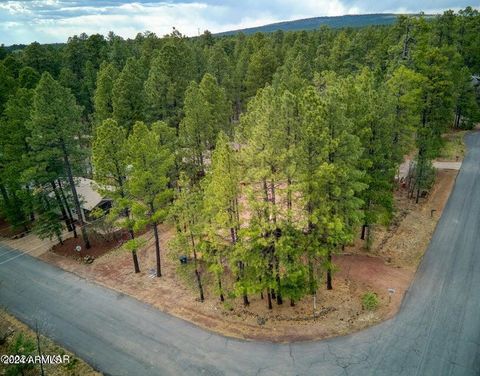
[{"x1": 1, "y1": 133, "x2": 480, "y2": 375}]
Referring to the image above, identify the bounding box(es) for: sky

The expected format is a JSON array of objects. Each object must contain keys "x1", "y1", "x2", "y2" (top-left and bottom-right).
[{"x1": 0, "y1": 0, "x2": 476, "y2": 45}]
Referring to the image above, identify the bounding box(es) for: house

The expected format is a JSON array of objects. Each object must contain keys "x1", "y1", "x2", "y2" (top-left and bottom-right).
[{"x1": 71, "y1": 177, "x2": 112, "y2": 222}]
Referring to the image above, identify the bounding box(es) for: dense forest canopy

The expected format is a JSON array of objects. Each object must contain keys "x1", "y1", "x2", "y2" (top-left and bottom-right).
[{"x1": 1, "y1": 8, "x2": 479, "y2": 308}]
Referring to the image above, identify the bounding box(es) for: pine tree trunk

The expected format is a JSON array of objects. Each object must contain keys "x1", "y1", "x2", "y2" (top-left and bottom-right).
[
  {"x1": 287, "y1": 176, "x2": 292, "y2": 220},
  {"x1": 276, "y1": 275, "x2": 283, "y2": 305},
  {"x1": 237, "y1": 261, "x2": 249, "y2": 306},
  {"x1": 60, "y1": 143, "x2": 89, "y2": 248},
  {"x1": 361, "y1": 224, "x2": 368, "y2": 240},
  {"x1": 150, "y1": 203, "x2": 162, "y2": 277},
  {"x1": 24, "y1": 185, "x2": 35, "y2": 223},
  {"x1": 190, "y1": 233, "x2": 204, "y2": 302},
  {"x1": 153, "y1": 222, "x2": 162, "y2": 277},
  {"x1": 308, "y1": 253, "x2": 315, "y2": 295},
  {"x1": 51, "y1": 181, "x2": 73, "y2": 231},
  {"x1": 0, "y1": 184, "x2": 9, "y2": 204},
  {"x1": 326, "y1": 250, "x2": 333, "y2": 290},
  {"x1": 218, "y1": 277, "x2": 224, "y2": 302},
  {"x1": 290, "y1": 299, "x2": 295, "y2": 307},
  {"x1": 267, "y1": 289, "x2": 273, "y2": 310},
  {"x1": 132, "y1": 250, "x2": 140, "y2": 273},
  {"x1": 243, "y1": 292, "x2": 250, "y2": 306},
  {"x1": 195, "y1": 268, "x2": 204, "y2": 302},
  {"x1": 274, "y1": 254, "x2": 283, "y2": 305},
  {"x1": 57, "y1": 179, "x2": 77, "y2": 238}
]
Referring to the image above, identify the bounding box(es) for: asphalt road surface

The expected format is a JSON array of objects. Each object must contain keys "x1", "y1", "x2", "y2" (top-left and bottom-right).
[{"x1": 1, "y1": 133, "x2": 480, "y2": 376}]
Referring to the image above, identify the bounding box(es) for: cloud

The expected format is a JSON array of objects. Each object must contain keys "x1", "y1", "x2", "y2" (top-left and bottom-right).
[{"x1": 0, "y1": 0, "x2": 475, "y2": 45}]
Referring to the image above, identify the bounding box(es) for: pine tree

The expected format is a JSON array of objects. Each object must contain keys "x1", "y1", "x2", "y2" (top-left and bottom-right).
[
  {"x1": 350, "y1": 69, "x2": 397, "y2": 246},
  {"x1": 170, "y1": 173, "x2": 205, "y2": 301},
  {"x1": 144, "y1": 39, "x2": 195, "y2": 127},
  {"x1": 202, "y1": 131, "x2": 240, "y2": 302},
  {"x1": 296, "y1": 85, "x2": 329, "y2": 299},
  {"x1": 199, "y1": 73, "x2": 231, "y2": 137},
  {"x1": 412, "y1": 46, "x2": 457, "y2": 202},
  {"x1": 245, "y1": 46, "x2": 277, "y2": 98},
  {"x1": 319, "y1": 74, "x2": 365, "y2": 289},
  {"x1": 386, "y1": 65, "x2": 425, "y2": 166},
  {"x1": 0, "y1": 88, "x2": 34, "y2": 229},
  {"x1": 0, "y1": 62, "x2": 17, "y2": 114},
  {"x1": 127, "y1": 122, "x2": 174, "y2": 277},
  {"x1": 239, "y1": 85, "x2": 288, "y2": 308},
  {"x1": 179, "y1": 81, "x2": 210, "y2": 180},
  {"x1": 94, "y1": 62, "x2": 119, "y2": 124},
  {"x1": 18, "y1": 67, "x2": 40, "y2": 89},
  {"x1": 112, "y1": 57, "x2": 146, "y2": 133},
  {"x1": 91, "y1": 118, "x2": 137, "y2": 246},
  {"x1": 29, "y1": 73, "x2": 91, "y2": 249}
]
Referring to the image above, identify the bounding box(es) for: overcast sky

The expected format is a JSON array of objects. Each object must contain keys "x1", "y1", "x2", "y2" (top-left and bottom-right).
[{"x1": 0, "y1": 0, "x2": 476, "y2": 45}]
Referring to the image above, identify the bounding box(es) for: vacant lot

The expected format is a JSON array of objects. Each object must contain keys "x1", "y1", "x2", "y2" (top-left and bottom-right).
[{"x1": 33, "y1": 166, "x2": 456, "y2": 342}]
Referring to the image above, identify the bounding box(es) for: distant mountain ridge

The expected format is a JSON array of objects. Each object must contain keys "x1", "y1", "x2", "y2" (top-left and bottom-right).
[{"x1": 216, "y1": 13, "x2": 429, "y2": 36}]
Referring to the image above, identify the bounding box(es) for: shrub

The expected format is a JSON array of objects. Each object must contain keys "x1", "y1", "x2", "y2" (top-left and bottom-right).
[{"x1": 362, "y1": 292, "x2": 379, "y2": 311}]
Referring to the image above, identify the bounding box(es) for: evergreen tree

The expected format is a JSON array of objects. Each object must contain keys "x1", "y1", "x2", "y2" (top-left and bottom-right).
[
  {"x1": 0, "y1": 62, "x2": 17, "y2": 114},
  {"x1": 170, "y1": 173, "x2": 205, "y2": 301},
  {"x1": 350, "y1": 69, "x2": 397, "y2": 246},
  {"x1": 312, "y1": 73, "x2": 365, "y2": 289},
  {"x1": 144, "y1": 39, "x2": 195, "y2": 127},
  {"x1": 18, "y1": 67, "x2": 40, "y2": 89},
  {"x1": 245, "y1": 45, "x2": 277, "y2": 98},
  {"x1": 0, "y1": 88, "x2": 34, "y2": 229},
  {"x1": 127, "y1": 122, "x2": 174, "y2": 277},
  {"x1": 91, "y1": 118, "x2": 136, "y2": 239},
  {"x1": 29, "y1": 73, "x2": 91, "y2": 248},
  {"x1": 112, "y1": 57, "x2": 146, "y2": 133},
  {"x1": 239, "y1": 85, "x2": 288, "y2": 308},
  {"x1": 202, "y1": 132, "x2": 240, "y2": 302}
]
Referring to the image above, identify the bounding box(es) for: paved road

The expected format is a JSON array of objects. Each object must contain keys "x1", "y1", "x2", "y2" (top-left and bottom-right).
[{"x1": 1, "y1": 133, "x2": 480, "y2": 376}]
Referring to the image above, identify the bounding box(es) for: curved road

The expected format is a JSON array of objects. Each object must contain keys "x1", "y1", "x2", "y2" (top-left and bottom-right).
[{"x1": 1, "y1": 133, "x2": 480, "y2": 375}]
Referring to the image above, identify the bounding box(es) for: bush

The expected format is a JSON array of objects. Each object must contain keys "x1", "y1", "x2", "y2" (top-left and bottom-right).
[{"x1": 362, "y1": 292, "x2": 379, "y2": 311}]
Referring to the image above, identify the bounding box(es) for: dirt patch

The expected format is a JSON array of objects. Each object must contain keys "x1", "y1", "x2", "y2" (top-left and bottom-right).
[
  {"x1": 0, "y1": 218, "x2": 25, "y2": 238},
  {"x1": 364, "y1": 169, "x2": 457, "y2": 268},
  {"x1": 0, "y1": 310, "x2": 101, "y2": 376},
  {"x1": 50, "y1": 230, "x2": 130, "y2": 261}
]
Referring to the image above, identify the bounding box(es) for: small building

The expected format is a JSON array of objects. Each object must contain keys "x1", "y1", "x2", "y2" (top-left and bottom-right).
[{"x1": 71, "y1": 177, "x2": 112, "y2": 222}]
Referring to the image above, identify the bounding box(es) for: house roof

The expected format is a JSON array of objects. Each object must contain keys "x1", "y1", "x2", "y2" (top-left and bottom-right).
[{"x1": 75, "y1": 177, "x2": 110, "y2": 211}]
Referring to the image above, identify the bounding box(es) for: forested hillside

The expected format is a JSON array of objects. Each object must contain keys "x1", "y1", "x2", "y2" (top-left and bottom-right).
[
  {"x1": 1, "y1": 8, "x2": 479, "y2": 309},
  {"x1": 217, "y1": 13, "x2": 410, "y2": 35}
]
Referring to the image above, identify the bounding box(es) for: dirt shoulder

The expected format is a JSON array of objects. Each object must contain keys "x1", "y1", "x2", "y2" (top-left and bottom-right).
[{"x1": 0, "y1": 310, "x2": 101, "y2": 376}]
